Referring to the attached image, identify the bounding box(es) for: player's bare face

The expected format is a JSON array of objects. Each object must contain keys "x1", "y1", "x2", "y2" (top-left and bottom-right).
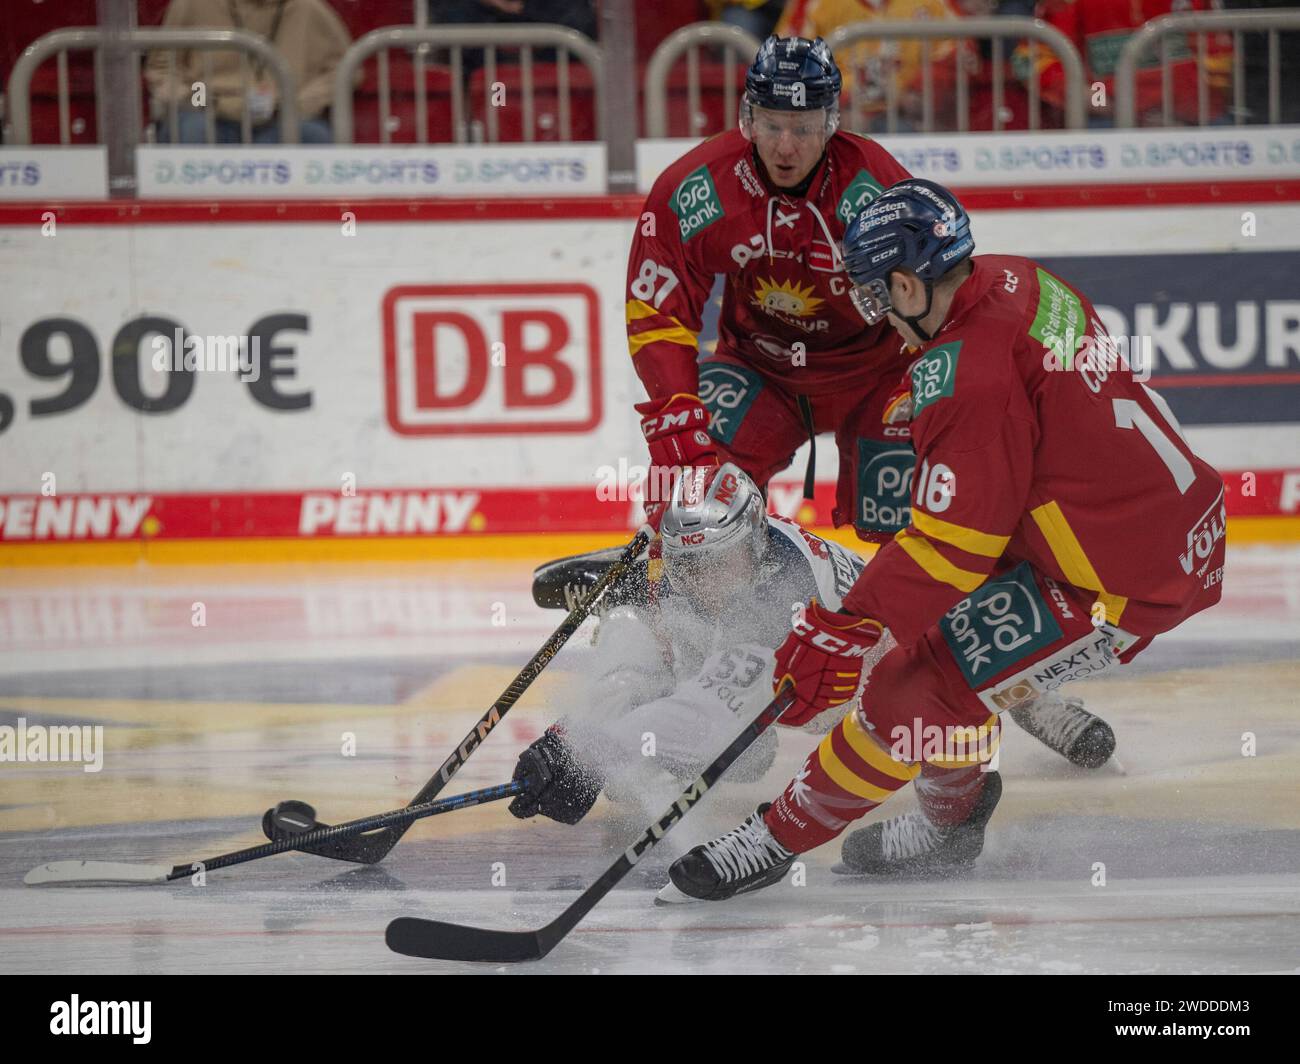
[
  {"x1": 885, "y1": 273, "x2": 932, "y2": 347},
  {"x1": 750, "y1": 107, "x2": 828, "y2": 189}
]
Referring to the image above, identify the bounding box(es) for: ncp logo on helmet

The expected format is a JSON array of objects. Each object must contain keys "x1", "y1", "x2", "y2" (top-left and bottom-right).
[
  {"x1": 740, "y1": 36, "x2": 843, "y2": 190},
  {"x1": 660, "y1": 462, "x2": 768, "y2": 615},
  {"x1": 842, "y1": 179, "x2": 976, "y2": 343}
]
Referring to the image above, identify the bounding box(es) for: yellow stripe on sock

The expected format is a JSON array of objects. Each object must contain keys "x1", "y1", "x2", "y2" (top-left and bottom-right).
[
  {"x1": 840, "y1": 713, "x2": 920, "y2": 783},
  {"x1": 817, "y1": 735, "x2": 897, "y2": 802}
]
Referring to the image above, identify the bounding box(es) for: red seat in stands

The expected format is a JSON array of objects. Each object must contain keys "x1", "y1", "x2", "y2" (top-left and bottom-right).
[
  {"x1": 326, "y1": 0, "x2": 413, "y2": 40},
  {"x1": 636, "y1": 1, "x2": 708, "y2": 63},
  {"x1": 468, "y1": 63, "x2": 597, "y2": 143},
  {"x1": 352, "y1": 54, "x2": 455, "y2": 143},
  {"x1": 653, "y1": 59, "x2": 749, "y2": 139}
]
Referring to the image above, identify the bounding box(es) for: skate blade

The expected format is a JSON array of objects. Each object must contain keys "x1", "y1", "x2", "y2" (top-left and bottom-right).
[
  {"x1": 653, "y1": 879, "x2": 701, "y2": 905},
  {"x1": 830, "y1": 860, "x2": 976, "y2": 880}
]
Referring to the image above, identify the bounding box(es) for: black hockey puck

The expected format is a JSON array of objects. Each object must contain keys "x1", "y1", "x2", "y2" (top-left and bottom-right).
[{"x1": 264, "y1": 799, "x2": 319, "y2": 839}]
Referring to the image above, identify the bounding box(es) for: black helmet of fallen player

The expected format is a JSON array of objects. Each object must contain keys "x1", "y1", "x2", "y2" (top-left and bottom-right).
[
  {"x1": 842, "y1": 178, "x2": 975, "y2": 342},
  {"x1": 660, "y1": 463, "x2": 766, "y2": 610},
  {"x1": 741, "y1": 35, "x2": 843, "y2": 138}
]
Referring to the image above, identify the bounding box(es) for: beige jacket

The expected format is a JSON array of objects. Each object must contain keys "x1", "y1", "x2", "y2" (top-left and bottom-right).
[{"x1": 145, "y1": 0, "x2": 353, "y2": 122}]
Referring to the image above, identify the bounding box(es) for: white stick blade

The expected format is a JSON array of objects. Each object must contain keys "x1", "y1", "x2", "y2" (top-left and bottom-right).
[{"x1": 24, "y1": 860, "x2": 171, "y2": 886}]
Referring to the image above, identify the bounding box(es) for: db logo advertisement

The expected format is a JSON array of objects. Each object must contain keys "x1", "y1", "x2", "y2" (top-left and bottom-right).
[{"x1": 382, "y1": 283, "x2": 602, "y2": 436}]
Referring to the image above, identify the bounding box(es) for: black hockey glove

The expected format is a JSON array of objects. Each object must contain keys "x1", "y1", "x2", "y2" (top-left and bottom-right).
[{"x1": 508, "y1": 726, "x2": 602, "y2": 826}]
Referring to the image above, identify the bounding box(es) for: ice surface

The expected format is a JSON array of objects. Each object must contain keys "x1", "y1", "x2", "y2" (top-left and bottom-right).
[{"x1": 2, "y1": 546, "x2": 1298, "y2": 974}]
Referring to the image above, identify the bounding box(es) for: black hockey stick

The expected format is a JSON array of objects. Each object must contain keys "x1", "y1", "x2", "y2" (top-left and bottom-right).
[
  {"x1": 385, "y1": 685, "x2": 796, "y2": 962},
  {"x1": 25, "y1": 780, "x2": 523, "y2": 886},
  {"x1": 279, "y1": 527, "x2": 652, "y2": 866}
]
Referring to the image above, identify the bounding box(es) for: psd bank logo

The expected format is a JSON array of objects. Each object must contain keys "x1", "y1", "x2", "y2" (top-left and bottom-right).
[{"x1": 382, "y1": 283, "x2": 602, "y2": 435}]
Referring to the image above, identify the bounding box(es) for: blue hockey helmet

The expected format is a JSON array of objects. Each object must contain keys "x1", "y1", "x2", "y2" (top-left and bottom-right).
[
  {"x1": 842, "y1": 179, "x2": 975, "y2": 337},
  {"x1": 741, "y1": 36, "x2": 842, "y2": 136}
]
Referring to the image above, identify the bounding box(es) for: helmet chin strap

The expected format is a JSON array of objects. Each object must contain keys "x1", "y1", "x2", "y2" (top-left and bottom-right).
[{"x1": 897, "y1": 278, "x2": 936, "y2": 343}]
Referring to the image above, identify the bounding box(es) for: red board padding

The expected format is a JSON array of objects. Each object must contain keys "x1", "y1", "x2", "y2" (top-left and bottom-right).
[
  {"x1": 0, "y1": 469, "x2": 1293, "y2": 542},
  {"x1": 0, "y1": 180, "x2": 1298, "y2": 227}
]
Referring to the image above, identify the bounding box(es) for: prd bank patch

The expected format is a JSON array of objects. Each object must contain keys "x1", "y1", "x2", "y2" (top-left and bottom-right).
[
  {"x1": 910, "y1": 340, "x2": 961, "y2": 417},
  {"x1": 672, "y1": 165, "x2": 724, "y2": 241},
  {"x1": 836, "y1": 169, "x2": 886, "y2": 226},
  {"x1": 698, "y1": 362, "x2": 763, "y2": 445},
  {"x1": 856, "y1": 437, "x2": 915, "y2": 535},
  {"x1": 1028, "y1": 267, "x2": 1087, "y2": 370},
  {"x1": 940, "y1": 562, "x2": 1064, "y2": 689}
]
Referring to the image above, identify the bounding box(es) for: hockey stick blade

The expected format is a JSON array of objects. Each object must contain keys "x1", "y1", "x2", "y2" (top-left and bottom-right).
[
  {"x1": 385, "y1": 687, "x2": 795, "y2": 962},
  {"x1": 386, "y1": 919, "x2": 546, "y2": 963},
  {"x1": 25, "y1": 861, "x2": 171, "y2": 886},
  {"x1": 26, "y1": 782, "x2": 522, "y2": 888}
]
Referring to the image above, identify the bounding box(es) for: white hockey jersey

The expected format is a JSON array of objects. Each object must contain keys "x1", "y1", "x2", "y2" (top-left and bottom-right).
[{"x1": 563, "y1": 517, "x2": 883, "y2": 793}]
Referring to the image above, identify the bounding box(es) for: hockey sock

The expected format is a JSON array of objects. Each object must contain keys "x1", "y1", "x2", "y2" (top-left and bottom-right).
[
  {"x1": 915, "y1": 713, "x2": 1000, "y2": 826},
  {"x1": 763, "y1": 711, "x2": 919, "y2": 853},
  {"x1": 915, "y1": 761, "x2": 987, "y2": 827}
]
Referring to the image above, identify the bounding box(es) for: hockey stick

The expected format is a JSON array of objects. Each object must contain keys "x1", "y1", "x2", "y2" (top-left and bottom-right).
[
  {"x1": 385, "y1": 685, "x2": 796, "y2": 962},
  {"x1": 24, "y1": 780, "x2": 523, "y2": 887},
  {"x1": 278, "y1": 527, "x2": 652, "y2": 866}
]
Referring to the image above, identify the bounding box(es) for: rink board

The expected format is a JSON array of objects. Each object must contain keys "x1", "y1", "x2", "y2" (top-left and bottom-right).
[{"x1": 1, "y1": 182, "x2": 1298, "y2": 558}]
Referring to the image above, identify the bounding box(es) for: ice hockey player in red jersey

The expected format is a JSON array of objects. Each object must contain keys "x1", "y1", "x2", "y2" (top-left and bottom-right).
[
  {"x1": 660, "y1": 178, "x2": 1227, "y2": 903},
  {"x1": 514, "y1": 463, "x2": 1119, "y2": 828},
  {"x1": 629, "y1": 35, "x2": 916, "y2": 539}
]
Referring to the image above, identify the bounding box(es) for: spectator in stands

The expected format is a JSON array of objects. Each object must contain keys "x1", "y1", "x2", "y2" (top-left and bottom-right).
[
  {"x1": 1222, "y1": 0, "x2": 1300, "y2": 124},
  {"x1": 431, "y1": 0, "x2": 597, "y2": 74},
  {"x1": 1024, "y1": 0, "x2": 1232, "y2": 127},
  {"x1": 708, "y1": 1, "x2": 786, "y2": 41},
  {"x1": 951, "y1": 0, "x2": 1035, "y2": 130},
  {"x1": 777, "y1": 0, "x2": 962, "y2": 132},
  {"x1": 146, "y1": 0, "x2": 352, "y2": 143}
]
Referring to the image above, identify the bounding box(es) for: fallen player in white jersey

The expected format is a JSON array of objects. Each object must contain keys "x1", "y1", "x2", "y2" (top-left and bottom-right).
[{"x1": 510, "y1": 464, "x2": 1117, "y2": 827}]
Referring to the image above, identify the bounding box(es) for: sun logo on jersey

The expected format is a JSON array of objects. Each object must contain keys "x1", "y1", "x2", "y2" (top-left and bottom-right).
[{"x1": 752, "y1": 277, "x2": 824, "y2": 319}]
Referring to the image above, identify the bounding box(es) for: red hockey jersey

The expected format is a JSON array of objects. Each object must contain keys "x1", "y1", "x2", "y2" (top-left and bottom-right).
[
  {"x1": 844, "y1": 255, "x2": 1225, "y2": 645},
  {"x1": 627, "y1": 128, "x2": 912, "y2": 401}
]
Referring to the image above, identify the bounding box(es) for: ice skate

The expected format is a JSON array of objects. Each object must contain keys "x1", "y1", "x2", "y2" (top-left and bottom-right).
[
  {"x1": 1010, "y1": 694, "x2": 1116, "y2": 769},
  {"x1": 657, "y1": 804, "x2": 795, "y2": 903},
  {"x1": 835, "y1": 771, "x2": 1002, "y2": 877}
]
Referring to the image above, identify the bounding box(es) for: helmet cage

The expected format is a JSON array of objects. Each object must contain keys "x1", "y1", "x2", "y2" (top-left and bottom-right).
[{"x1": 849, "y1": 275, "x2": 892, "y2": 326}]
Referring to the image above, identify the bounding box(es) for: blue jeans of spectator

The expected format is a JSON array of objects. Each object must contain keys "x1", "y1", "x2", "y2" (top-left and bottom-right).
[{"x1": 157, "y1": 111, "x2": 333, "y2": 144}]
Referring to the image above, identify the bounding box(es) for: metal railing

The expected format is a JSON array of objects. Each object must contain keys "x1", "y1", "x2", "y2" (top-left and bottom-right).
[
  {"x1": 644, "y1": 23, "x2": 762, "y2": 139},
  {"x1": 332, "y1": 25, "x2": 604, "y2": 144},
  {"x1": 1115, "y1": 9, "x2": 1300, "y2": 128},
  {"x1": 828, "y1": 17, "x2": 1087, "y2": 132},
  {"x1": 6, "y1": 27, "x2": 300, "y2": 145}
]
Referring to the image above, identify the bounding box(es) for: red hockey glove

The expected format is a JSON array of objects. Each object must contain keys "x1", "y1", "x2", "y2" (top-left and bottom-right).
[
  {"x1": 773, "y1": 599, "x2": 884, "y2": 727},
  {"x1": 636, "y1": 393, "x2": 717, "y2": 528}
]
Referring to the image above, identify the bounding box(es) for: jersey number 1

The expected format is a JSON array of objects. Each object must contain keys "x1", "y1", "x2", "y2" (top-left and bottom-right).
[{"x1": 1112, "y1": 385, "x2": 1195, "y2": 494}]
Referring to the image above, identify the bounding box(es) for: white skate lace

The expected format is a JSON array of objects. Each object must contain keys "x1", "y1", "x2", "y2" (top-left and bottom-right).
[
  {"x1": 880, "y1": 812, "x2": 945, "y2": 861},
  {"x1": 1023, "y1": 695, "x2": 1094, "y2": 754},
  {"x1": 702, "y1": 812, "x2": 792, "y2": 884},
  {"x1": 561, "y1": 582, "x2": 589, "y2": 612}
]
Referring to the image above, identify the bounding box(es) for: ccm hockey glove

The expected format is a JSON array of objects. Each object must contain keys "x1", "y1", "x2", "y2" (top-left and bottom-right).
[
  {"x1": 508, "y1": 726, "x2": 603, "y2": 826},
  {"x1": 773, "y1": 600, "x2": 884, "y2": 727},
  {"x1": 635, "y1": 393, "x2": 717, "y2": 526}
]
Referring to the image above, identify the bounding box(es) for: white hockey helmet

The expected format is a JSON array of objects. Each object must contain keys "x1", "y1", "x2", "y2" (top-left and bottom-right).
[{"x1": 660, "y1": 463, "x2": 767, "y2": 599}]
